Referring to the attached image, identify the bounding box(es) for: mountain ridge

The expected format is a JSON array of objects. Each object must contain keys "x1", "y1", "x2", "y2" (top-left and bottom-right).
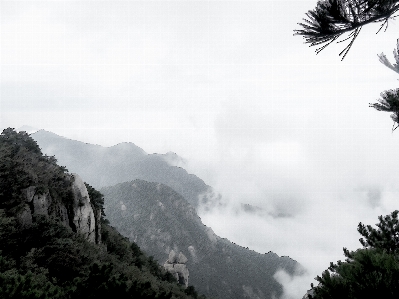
[
  {"x1": 31, "y1": 130, "x2": 212, "y2": 209},
  {"x1": 102, "y1": 179, "x2": 301, "y2": 299}
]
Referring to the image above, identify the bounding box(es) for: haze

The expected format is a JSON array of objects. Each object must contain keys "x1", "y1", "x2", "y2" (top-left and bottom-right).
[{"x1": 2, "y1": 1, "x2": 399, "y2": 298}]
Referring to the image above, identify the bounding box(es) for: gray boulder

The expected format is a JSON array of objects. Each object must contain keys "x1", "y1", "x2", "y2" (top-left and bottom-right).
[
  {"x1": 177, "y1": 252, "x2": 188, "y2": 264},
  {"x1": 18, "y1": 173, "x2": 101, "y2": 244},
  {"x1": 164, "y1": 250, "x2": 189, "y2": 287},
  {"x1": 168, "y1": 250, "x2": 177, "y2": 263},
  {"x1": 70, "y1": 174, "x2": 97, "y2": 243}
]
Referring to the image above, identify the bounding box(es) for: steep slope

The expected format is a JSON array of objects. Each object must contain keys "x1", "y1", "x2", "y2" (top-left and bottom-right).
[
  {"x1": 0, "y1": 128, "x2": 205, "y2": 299},
  {"x1": 31, "y1": 130, "x2": 211, "y2": 208},
  {"x1": 102, "y1": 180, "x2": 300, "y2": 299}
]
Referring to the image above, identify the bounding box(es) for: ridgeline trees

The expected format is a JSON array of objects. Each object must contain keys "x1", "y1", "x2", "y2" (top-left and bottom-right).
[{"x1": 0, "y1": 128, "x2": 71, "y2": 209}]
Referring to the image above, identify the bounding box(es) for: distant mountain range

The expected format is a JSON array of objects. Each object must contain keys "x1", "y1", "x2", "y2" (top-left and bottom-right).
[
  {"x1": 29, "y1": 128, "x2": 302, "y2": 299},
  {"x1": 101, "y1": 180, "x2": 300, "y2": 299},
  {"x1": 31, "y1": 130, "x2": 212, "y2": 209}
]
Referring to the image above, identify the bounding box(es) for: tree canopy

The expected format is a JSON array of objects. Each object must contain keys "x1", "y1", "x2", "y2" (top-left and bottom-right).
[
  {"x1": 0, "y1": 128, "x2": 71, "y2": 208},
  {"x1": 309, "y1": 211, "x2": 399, "y2": 298},
  {"x1": 358, "y1": 210, "x2": 399, "y2": 254}
]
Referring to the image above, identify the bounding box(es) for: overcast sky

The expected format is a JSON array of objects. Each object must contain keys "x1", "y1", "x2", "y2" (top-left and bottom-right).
[{"x1": 3, "y1": 1, "x2": 399, "y2": 298}]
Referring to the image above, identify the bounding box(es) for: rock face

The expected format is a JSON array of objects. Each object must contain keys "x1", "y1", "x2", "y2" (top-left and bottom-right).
[
  {"x1": 163, "y1": 250, "x2": 189, "y2": 288},
  {"x1": 70, "y1": 174, "x2": 97, "y2": 243},
  {"x1": 19, "y1": 173, "x2": 101, "y2": 244}
]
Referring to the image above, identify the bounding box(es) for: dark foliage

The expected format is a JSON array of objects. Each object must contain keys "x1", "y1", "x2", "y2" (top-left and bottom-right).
[
  {"x1": 85, "y1": 182, "x2": 105, "y2": 217},
  {"x1": 367, "y1": 40, "x2": 399, "y2": 130},
  {"x1": 294, "y1": 0, "x2": 399, "y2": 59},
  {"x1": 0, "y1": 128, "x2": 71, "y2": 210},
  {"x1": 0, "y1": 269, "x2": 65, "y2": 299},
  {"x1": 310, "y1": 211, "x2": 399, "y2": 298},
  {"x1": 1, "y1": 128, "x2": 42, "y2": 155},
  {"x1": 0, "y1": 214, "x2": 194, "y2": 298},
  {"x1": 370, "y1": 89, "x2": 399, "y2": 130},
  {"x1": 184, "y1": 286, "x2": 199, "y2": 299},
  {"x1": 358, "y1": 210, "x2": 399, "y2": 254}
]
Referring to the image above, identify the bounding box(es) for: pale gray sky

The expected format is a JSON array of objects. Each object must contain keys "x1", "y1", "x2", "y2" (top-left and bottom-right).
[{"x1": 2, "y1": 1, "x2": 399, "y2": 298}]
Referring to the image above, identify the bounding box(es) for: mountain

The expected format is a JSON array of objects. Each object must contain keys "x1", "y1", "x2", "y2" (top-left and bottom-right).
[
  {"x1": 16, "y1": 125, "x2": 39, "y2": 134},
  {"x1": 101, "y1": 180, "x2": 300, "y2": 299},
  {"x1": 31, "y1": 130, "x2": 212, "y2": 209},
  {"x1": 29, "y1": 128, "x2": 302, "y2": 298},
  {"x1": 0, "y1": 128, "x2": 204, "y2": 298}
]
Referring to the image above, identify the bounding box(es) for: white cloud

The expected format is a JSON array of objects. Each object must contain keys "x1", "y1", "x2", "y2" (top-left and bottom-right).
[{"x1": 273, "y1": 267, "x2": 312, "y2": 299}]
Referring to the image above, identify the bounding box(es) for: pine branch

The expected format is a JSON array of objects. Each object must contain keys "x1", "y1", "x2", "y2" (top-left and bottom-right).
[
  {"x1": 294, "y1": 0, "x2": 399, "y2": 59},
  {"x1": 378, "y1": 38, "x2": 399, "y2": 74},
  {"x1": 370, "y1": 88, "x2": 399, "y2": 131},
  {"x1": 357, "y1": 210, "x2": 399, "y2": 253}
]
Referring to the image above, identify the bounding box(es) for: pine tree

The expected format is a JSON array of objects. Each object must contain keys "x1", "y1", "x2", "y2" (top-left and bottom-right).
[
  {"x1": 308, "y1": 211, "x2": 399, "y2": 298},
  {"x1": 358, "y1": 210, "x2": 399, "y2": 254},
  {"x1": 368, "y1": 40, "x2": 399, "y2": 130},
  {"x1": 295, "y1": 1, "x2": 399, "y2": 130},
  {"x1": 312, "y1": 248, "x2": 399, "y2": 298}
]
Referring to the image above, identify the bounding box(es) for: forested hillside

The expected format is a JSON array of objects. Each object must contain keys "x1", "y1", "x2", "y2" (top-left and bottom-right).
[
  {"x1": 0, "y1": 128, "x2": 204, "y2": 299},
  {"x1": 102, "y1": 180, "x2": 299, "y2": 299}
]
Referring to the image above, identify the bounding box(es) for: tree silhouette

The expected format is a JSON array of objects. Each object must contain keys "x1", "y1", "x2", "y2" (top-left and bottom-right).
[
  {"x1": 358, "y1": 210, "x2": 399, "y2": 254},
  {"x1": 309, "y1": 211, "x2": 399, "y2": 298},
  {"x1": 296, "y1": 1, "x2": 399, "y2": 130},
  {"x1": 294, "y1": 0, "x2": 399, "y2": 60}
]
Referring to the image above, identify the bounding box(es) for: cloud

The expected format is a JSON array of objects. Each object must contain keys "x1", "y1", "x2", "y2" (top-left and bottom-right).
[
  {"x1": 195, "y1": 110, "x2": 399, "y2": 293},
  {"x1": 273, "y1": 266, "x2": 313, "y2": 299}
]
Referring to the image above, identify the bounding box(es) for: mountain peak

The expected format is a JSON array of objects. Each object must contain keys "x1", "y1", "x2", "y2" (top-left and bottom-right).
[
  {"x1": 16, "y1": 125, "x2": 40, "y2": 134},
  {"x1": 109, "y1": 142, "x2": 147, "y2": 155}
]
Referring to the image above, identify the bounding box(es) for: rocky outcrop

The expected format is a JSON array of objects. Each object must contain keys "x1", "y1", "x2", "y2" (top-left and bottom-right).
[
  {"x1": 163, "y1": 250, "x2": 189, "y2": 288},
  {"x1": 70, "y1": 174, "x2": 97, "y2": 243},
  {"x1": 22, "y1": 185, "x2": 69, "y2": 227},
  {"x1": 18, "y1": 173, "x2": 101, "y2": 244}
]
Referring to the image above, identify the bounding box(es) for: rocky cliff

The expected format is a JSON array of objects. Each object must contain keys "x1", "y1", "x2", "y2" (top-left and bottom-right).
[{"x1": 18, "y1": 173, "x2": 101, "y2": 244}]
